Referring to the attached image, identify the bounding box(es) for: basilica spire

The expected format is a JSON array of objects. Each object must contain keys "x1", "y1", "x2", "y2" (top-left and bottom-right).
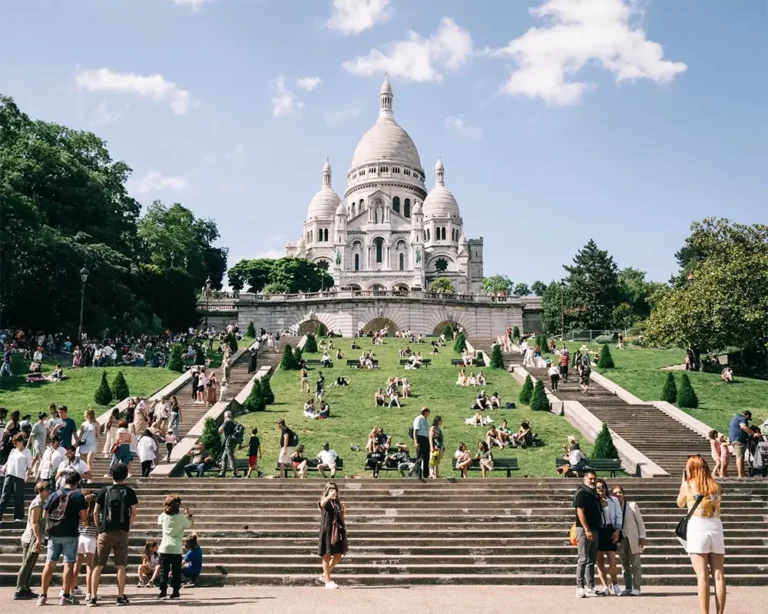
[
  {"x1": 435, "y1": 156, "x2": 445, "y2": 186},
  {"x1": 322, "y1": 157, "x2": 332, "y2": 187},
  {"x1": 379, "y1": 74, "x2": 393, "y2": 119}
]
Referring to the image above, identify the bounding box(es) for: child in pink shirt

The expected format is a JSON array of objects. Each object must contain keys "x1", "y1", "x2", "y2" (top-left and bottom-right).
[
  {"x1": 708, "y1": 430, "x2": 721, "y2": 476},
  {"x1": 719, "y1": 434, "x2": 731, "y2": 478}
]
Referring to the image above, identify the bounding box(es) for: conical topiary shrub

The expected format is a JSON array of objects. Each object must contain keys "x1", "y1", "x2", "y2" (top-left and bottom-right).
[
  {"x1": 592, "y1": 423, "x2": 619, "y2": 459},
  {"x1": 243, "y1": 378, "x2": 265, "y2": 412},
  {"x1": 94, "y1": 371, "x2": 113, "y2": 406},
  {"x1": 111, "y1": 370, "x2": 130, "y2": 400},
  {"x1": 662, "y1": 372, "x2": 678, "y2": 403},
  {"x1": 260, "y1": 376, "x2": 275, "y2": 405},
  {"x1": 490, "y1": 344, "x2": 505, "y2": 369},
  {"x1": 225, "y1": 332, "x2": 238, "y2": 353},
  {"x1": 597, "y1": 344, "x2": 615, "y2": 369},
  {"x1": 443, "y1": 325, "x2": 453, "y2": 339},
  {"x1": 677, "y1": 373, "x2": 699, "y2": 408},
  {"x1": 281, "y1": 344, "x2": 297, "y2": 370},
  {"x1": 512, "y1": 326, "x2": 520, "y2": 341},
  {"x1": 530, "y1": 379, "x2": 550, "y2": 411},
  {"x1": 293, "y1": 347, "x2": 303, "y2": 364},
  {"x1": 454, "y1": 333, "x2": 466, "y2": 353},
  {"x1": 200, "y1": 417, "x2": 223, "y2": 460},
  {"x1": 168, "y1": 343, "x2": 184, "y2": 373},
  {"x1": 519, "y1": 374, "x2": 534, "y2": 405},
  {"x1": 246, "y1": 321, "x2": 256, "y2": 338},
  {"x1": 304, "y1": 334, "x2": 318, "y2": 353}
]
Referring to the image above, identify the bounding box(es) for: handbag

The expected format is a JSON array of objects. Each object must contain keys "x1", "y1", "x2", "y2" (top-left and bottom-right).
[
  {"x1": 569, "y1": 523, "x2": 578, "y2": 547},
  {"x1": 675, "y1": 495, "x2": 703, "y2": 548}
]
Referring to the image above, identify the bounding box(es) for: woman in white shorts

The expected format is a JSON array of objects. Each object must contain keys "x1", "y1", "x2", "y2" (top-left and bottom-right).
[
  {"x1": 74, "y1": 492, "x2": 99, "y2": 601},
  {"x1": 76, "y1": 409, "x2": 99, "y2": 475},
  {"x1": 677, "y1": 455, "x2": 726, "y2": 614}
]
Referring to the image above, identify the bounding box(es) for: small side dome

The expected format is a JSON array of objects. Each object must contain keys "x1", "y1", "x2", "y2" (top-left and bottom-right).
[
  {"x1": 412, "y1": 200, "x2": 422, "y2": 215},
  {"x1": 307, "y1": 158, "x2": 341, "y2": 219},
  {"x1": 335, "y1": 201, "x2": 347, "y2": 216},
  {"x1": 435, "y1": 156, "x2": 444, "y2": 172},
  {"x1": 297, "y1": 236, "x2": 306, "y2": 247},
  {"x1": 380, "y1": 75, "x2": 392, "y2": 96}
]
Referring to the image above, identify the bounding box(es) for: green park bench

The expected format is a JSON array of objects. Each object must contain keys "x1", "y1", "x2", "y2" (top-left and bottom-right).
[
  {"x1": 274, "y1": 457, "x2": 344, "y2": 476},
  {"x1": 450, "y1": 358, "x2": 482, "y2": 367},
  {"x1": 452, "y1": 457, "x2": 519, "y2": 477},
  {"x1": 398, "y1": 358, "x2": 431, "y2": 367},
  {"x1": 346, "y1": 359, "x2": 379, "y2": 369},
  {"x1": 555, "y1": 457, "x2": 621, "y2": 477},
  {"x1": 304, "y1": 359, "x2": 333, "y2": 368}
]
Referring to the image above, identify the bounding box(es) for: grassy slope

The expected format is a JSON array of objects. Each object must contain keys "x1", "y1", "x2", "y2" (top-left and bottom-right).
[
  {"x1": 239, "y1": 339, "x2": 580, "y2": 478},
  {"x1": 539, "y1": 341, "x2": 768, "y2": 434}
]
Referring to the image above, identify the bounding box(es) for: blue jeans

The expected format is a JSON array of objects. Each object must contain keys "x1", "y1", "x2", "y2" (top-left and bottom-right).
[{"x1": 47, "y1": 535, "x2": 78, "y2": 563}]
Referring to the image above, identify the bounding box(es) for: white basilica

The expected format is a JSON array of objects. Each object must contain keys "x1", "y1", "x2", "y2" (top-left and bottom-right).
[{"x1": 286, "y1": 77, "x2": 484, "y2": 294}]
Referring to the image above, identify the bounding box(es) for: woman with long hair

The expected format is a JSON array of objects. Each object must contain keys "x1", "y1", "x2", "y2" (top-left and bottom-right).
[
  {"x1": 73, "y1": 491, "x2": 98, "y2": 602},
  {"x1": 676, "y1": 455, "x2": 726, "y2": 614},
  {"x1": 102, "y1": 408, "x2": 120, "y2": 458},
  {"x1": 157, "y1": 495, "x2": 195, "y2": 600},
  {"x1": 429, "y1": 415, "x2": 444, "y2": 478},
  {"x1": 318, "y1": 482, "x2": 347, "y2": 589},
  {"x1": 77, "y1": 409, "x2": 99, "y2": 475},
  {"x1": 595, "y1": 478, "x2": 623, "y2": 596}
]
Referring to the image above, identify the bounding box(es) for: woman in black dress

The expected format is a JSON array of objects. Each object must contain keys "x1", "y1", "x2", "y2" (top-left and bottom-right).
[{"x1": 318, "y1": 481, "x2": 347, "y2": 589}]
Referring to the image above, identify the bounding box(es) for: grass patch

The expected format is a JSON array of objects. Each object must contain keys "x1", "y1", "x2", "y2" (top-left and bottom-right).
[
  {"x1": 239, "y1": 339, "x2": 581, "y2": 478},
  {"x1": 541, "y1": 342, "x2": 768, "y2": 434}
]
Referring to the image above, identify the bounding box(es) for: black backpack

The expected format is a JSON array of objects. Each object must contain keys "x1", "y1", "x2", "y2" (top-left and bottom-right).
[
  {"x1": 46, "y1": 489, "x2": 74, "y2": 537},
  {"x1": 102, "y1": 485, "x2": 129, "y2": 529},
  {"x1": 289, "y1": 430, "x2": 299, "y2": 447},
  {"x1": 232, "y1": 422, "x2": 245, "y2": 445}
]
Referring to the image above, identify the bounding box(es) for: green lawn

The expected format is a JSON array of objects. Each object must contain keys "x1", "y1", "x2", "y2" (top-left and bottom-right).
[
  {"x1": 239, "y1": 339, "x2": 583, "y2": 478},
  {"x1": 538, "y1": 341, "x2": 768, "y2": 435}
]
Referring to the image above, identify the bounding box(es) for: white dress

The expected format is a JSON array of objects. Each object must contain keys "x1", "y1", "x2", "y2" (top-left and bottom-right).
[{"x1": 78, "y1": 421, "x2": 98, "y2": 454}]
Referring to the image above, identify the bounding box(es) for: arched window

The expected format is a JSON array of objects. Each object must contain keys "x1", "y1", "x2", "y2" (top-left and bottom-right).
[
  {"x1": 359, "y1": 199, "x2": 364, "y2": 211},
  {"x1": 350, "y1": 202, "x2": 356, "y2": 217},
  {"x1": 354, "y1": 254, "x2": 360, "y2": 271},
  {"x1": 404, "y1": 198, "x2": 411, "y2": 218},
  {"x1": 399, "y1": 253, "x2": 405, "y2": 270},
  {"x1": 374, "y1": 238, "x2": 384, "y2": 263},
  {"x1": 426, "y1": 228, "x2": 430, "y2": 241},
  {"x1": 324, "y1": 229, "x2": 329, "y2": 242},
  {"x1": 443, "y1": 227, "x2": 448, "y2": 240},
  {"x1": 393, "y1": 196, "x2": 401, "y2": 213}
]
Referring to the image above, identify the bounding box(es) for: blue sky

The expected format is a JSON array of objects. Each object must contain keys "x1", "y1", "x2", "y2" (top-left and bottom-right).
[{"x1": 2, "y1": 0, "x2": 766, "y2": 285}]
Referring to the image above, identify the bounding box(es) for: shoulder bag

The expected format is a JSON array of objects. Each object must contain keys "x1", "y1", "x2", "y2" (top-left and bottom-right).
[{"x1": 675, "y1": 495, "x2": 703, "y2": 548}]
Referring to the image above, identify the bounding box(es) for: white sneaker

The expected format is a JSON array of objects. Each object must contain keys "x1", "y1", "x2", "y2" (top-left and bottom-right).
[
  {"x1": 73, "y1": 587, "x2": 82, "y2": 596},
  {"x1": 324, "y1": 581, "x2": 339, "y2": 590},
  {"x1": 318, "y1": 575, "x2": 327, "y2": 584},
  {"x1": 576, "y1": 588, "x2": 586, "y2": 598},
  {"x1": 584, "y1": 588, "x2": 599, "y2": 598},
  {"x1": 612, "y1": 584, "x2": 621, "y2": 596},
  {"x1": 619, "y1": 588, "x2": 632, "y2": 596},
  {"x1": 631, "y1": 589, "x2": 641, "y2": 596}
]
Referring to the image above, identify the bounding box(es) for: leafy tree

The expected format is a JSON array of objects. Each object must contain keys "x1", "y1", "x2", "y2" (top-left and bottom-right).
[
  {"x1": 542, "y1": 281, "x2": 573, "y2": 337},
  {"x1": 243, "y1": 378, "x2": 265, "y2": 412},
  {"x1": 94, "y1": 372, "x2": 114, "y2": 406},
  {"x1": 168, "y1": 343, "x2": 184, "y2": 373},
  {"x1": 612, "y1": 302, "x2": 635, "y2": 331},
  {"x1": 512, "y1": 326, "x2": 520, "y2": 340},
  {"x1": 431, "y1": 277, "x2": 455, "y2": 294},
  {"x1": 293, "y1": 346, "x2": 303, "y2": 363},
  {"x1": 200, "y1": 417, "x2": 223, "y2": 460},
  {"x1": 260, "y1": 376, "x2": 275, "y2": 405},
  {"x1": 531, "y1": 280, "x2": 547, "y2": 296},
  {"x1": 304, "y1": 334, "x2": 318, "y2": 353},
  {"x1": 661, "y1": 373, "x2": 678, "y2": 404},
  {"x1": 677, "y1": 374, "x2": 699, "y2": 408},
  {"x1": 443, "y1": 325, "x2": 453, "y2": 339},
  {"x1": 490, "y1": 344, "x2": 504, "y2": 369},
  {"x1": 482, "y1": 275, "x2": 513, "y2": 295},
  {"x1": 111, "y1": 371, "x2": 130, "y2": 400},
  {"x1": 513, "y1": 282, "x2": 531, "y2": 296},
  {"x1": 519, "y1": 375, "x2": 533, "y2": 405},
  {"x1": 530, "y1": 380, "x2": 549, "y2": 411},
  {"x1": 453, "y1": 333, "x2": 466, "y2": 353},
  {"x1": 227, "y1": 258, "x2": 274, "y2": 293},
  {"x1": 618, "y1": 267, "x2": 663, "y2": 320},
  {"x1": 647, "y1": 219, "x2": 768, "y2": 371},
  {"x1": 563, "y1": 240, "x2": 621, "y2": 330},
  {"x1": 592, "y1": 424, "x2": 619, "y2": 459},
  {"x1": 263, "y1": 281, "x2": 290, "y2": 294},
  {"x1": 281, "y1": 344, "x2": 298, "y2": 370},
  {"x1": 246, "y1": 321, "x2": 256, "y2": 338},
  {"x1": 597, "y1": 344, "x2": 614, "y2": 369},
  {"x1": 268, "y1": 257, "x2": 333, "y2": 292}
]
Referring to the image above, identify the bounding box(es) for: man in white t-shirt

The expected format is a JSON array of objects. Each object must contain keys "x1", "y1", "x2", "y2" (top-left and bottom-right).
[
  {"x1": 102, "y1": 345, "x2": 116, "y2": 365},
  {"x1": 38, "y1": 440, "x2": 66, "y2": 484},
  {"x1": 55, "y1": 447, "x2": 91, "y2": 488},
  {"x1": 315, "y1": 442, "x2": 338, "y2": 478},
  {"x1": 0, "y1": 433, "x2": 32, "y2": 521}
]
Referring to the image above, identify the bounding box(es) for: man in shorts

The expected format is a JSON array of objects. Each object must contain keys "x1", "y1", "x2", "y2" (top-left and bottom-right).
[
  {"x1": 37, "y1": 472, "x2": 87, "y2": 606},
  {"x1": 90, "y1": 462, "x2": 138, "y2": 607},
  {"x1": 277, "y1": 419, "x2": 297, "y2": 478},
  {"x1": 729, "y1": 411, "x2": 755, "y2": 478},
  {"x1": 579, "y1": 362, "x2": 592, "y2": 394}
]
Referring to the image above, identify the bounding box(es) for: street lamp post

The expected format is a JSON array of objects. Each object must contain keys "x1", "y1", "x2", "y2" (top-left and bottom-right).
[
  {"x1": 204, "y1": 276, "x2": 212, "y2": 328},
  {"x1": 79, "y1": 267, "x2": 89, "y2": 343},
  {"x1": 559, "y1": 281, "x2": 565, "y2": 340}
]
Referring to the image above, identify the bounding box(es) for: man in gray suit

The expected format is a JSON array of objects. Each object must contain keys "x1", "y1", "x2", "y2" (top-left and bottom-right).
[{"x1": 613, "y1": 485, "x2": 646, "y2": 596}]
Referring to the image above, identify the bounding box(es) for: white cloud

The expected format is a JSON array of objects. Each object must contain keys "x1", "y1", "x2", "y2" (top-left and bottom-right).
[
  {"x1": 342, "y1": 17, "x2": 473, "y2": 82},
  {"x1": 75, "y1": 67, "x2": 193, "y2": 115},
  {"x1": 270, "y1": 76, "x2": 304, "y2": 118},
  {"x1": 327, "y1": 0, "x2": 391, "y2": 35},
  {"x1": 128, "y1": 171, "x2": 188, "y2": 195},
  {"x1": 173, "y1": 0, "x2": 214, "y2": 11},
  {"x1": 90, "y1": 101, "x2": 128, "y2": 127},
  {"x1": 324, "y1": 108, "x2": 360, "y2": 124},
  {"x1": 489, "y1": 0, "x2": 687, "y2": 107},
  {"x1": 296, "y1": 77, "x2": 322, "y2": 91},
  {"x1": 445, "y1": 115, "x2": 483, "y2": 140}
]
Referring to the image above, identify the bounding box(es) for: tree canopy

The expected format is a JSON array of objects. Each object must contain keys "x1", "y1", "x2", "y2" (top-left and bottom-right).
[
  {"x1": 482, "y1": 275, "x2": 513, "y2": 295},
  {"x1": 430, "y1": 277, "x2": 455, "y2": 294},
  {"x1": 227, "y1": 257, "x2": 333, "y2": 293}
]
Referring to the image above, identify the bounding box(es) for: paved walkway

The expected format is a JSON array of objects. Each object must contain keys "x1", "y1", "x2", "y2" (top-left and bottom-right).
[{"x1": 2, "y1": 586, "x2": 763, "y2": 613}]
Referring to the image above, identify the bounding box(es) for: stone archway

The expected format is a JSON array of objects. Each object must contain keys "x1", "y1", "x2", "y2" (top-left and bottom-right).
[
  {"x1": 433, "y1": 320, "x2": 462, "y2": 335},
  {"x1": 297, "y1": 320, "x2": 327, "y2": 336},
  {"x1": 361, "y1": 317, "x2": 398, "y2": 336}
]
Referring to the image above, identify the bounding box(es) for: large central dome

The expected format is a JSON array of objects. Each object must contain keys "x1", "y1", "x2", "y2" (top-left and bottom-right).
[{"x1": 349, "y1": 77, "x2": 422, "y2": 171}]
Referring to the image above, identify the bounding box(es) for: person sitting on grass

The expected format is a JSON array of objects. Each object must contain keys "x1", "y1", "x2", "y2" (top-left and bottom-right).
[
  {"x1": 366, "y1": 444, "x2": 386, "y2": 478},
  {"x1": 510, "y1": 421, "x2": 533, "y2": 448},
  {"x1": 335, "y1": 349, "x2": 343, "y2": 361},
  {"x1": 456, "y1": 369, "x2": 467, "y2": 387},
  {"x1": 477, "y1": 371, "x2": 487, "y2": 386},
  {"x1": 321, "y1": 351, "x2": 333, "y2": 368},
  {"x1": 401, "y1": 378, "x2": 411, "y2": 398},
  {"x1": 304, "y1": 398, "x2": 316, "y2": 413},
  {"x1": 334, "y1": 376, "x2": 349, "y2": 387},
  {"x1": 486, "y1": 426, "x2": 504, "y2": 449},
  {"x1": 181, "y1": 535, "x2": 202, "y2": 588},
  {"x1": 470, "y1": 412, "x2": 485, "y2": 427},
  {"x1": 489, "y1": 392, "x2": 501, "y2": 409},
  {"x1": 475, "y1": 441, "x2": 494, "y2": 478},
  {"x1": 374, "y1": 388, "x2": 386, "y2": 407},
  {"x1": 290, "y1": 446, "x2": 308, "y2": 478},
  {"x1": 473, "y1": 391, "x2": 490, "y2": 410},
  {"x1": 468, "y1": 371, "x2": 477, "y2": 386},
  {"x1": 318, "y1": 401, "x2": 331, "y2": 419},
  {"x1": 454, "y1": 442, "x2": 473, "y2": 478},
  {"x1": 388, "y1": 389, "x2": 401, "y2": 408},
  {"x1": 720, "y1": 366, "x2": 734, "y2": 383},
  {"x1": 497, "y1": 419, "x2": 512, "y2": 445}
]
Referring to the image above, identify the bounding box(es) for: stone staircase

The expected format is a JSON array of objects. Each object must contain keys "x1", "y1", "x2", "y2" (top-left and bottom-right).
[{"x1": 1, "y1": 478, "x2": 766, "y2": 587}]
